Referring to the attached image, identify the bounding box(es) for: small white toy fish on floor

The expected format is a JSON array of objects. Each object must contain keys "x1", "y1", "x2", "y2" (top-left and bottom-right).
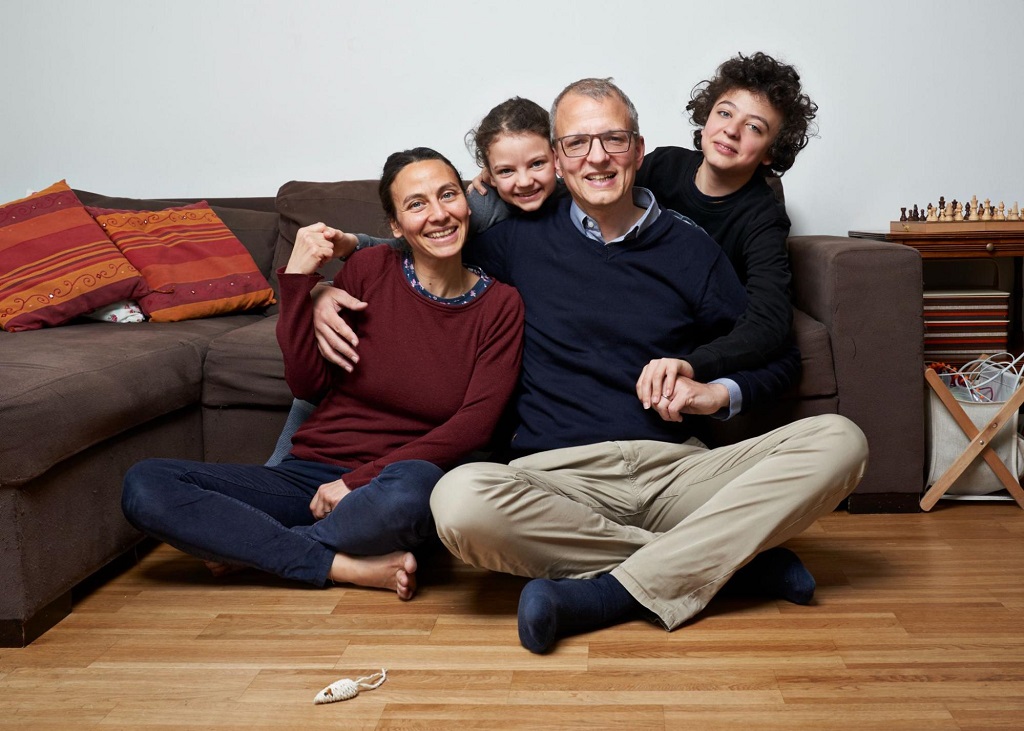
[{"x1": 313, "y1": 668, "x2": 387, "y2": 705}]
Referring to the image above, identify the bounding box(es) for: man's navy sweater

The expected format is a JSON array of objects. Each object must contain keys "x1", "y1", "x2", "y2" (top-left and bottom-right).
[{"x1": 468, "y1": 196, "x2": 799, "y2": 456}]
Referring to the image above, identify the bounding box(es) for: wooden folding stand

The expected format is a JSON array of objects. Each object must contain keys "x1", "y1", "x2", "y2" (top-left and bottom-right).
[{"x1": 921, "y1": 367, "x2": 1024, "y2": 510}]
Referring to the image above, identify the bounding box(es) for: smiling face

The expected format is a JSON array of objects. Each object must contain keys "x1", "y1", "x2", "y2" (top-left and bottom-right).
[
  {"x1": 553, "y1": 92, "x2": 645, "y2": 220},
  {"x1": 485, "y1": 132, "x2": 557, "y2": 212},
  {"x1": 699, "y1": 88, "x2": 782, "y2": 183},
  {"x1": 388, "y1": 159, "x2": 470, "y2": 264}
]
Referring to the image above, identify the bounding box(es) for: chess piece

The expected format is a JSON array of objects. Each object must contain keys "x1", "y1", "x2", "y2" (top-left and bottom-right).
[
  {"x1": 939, "y1": 196, "x2": 946, "y2": 212},
  {"x1": 926, "y1": 203, "x2": 937, "y2": 222},
  {"x1": 954, "y1": 202, "x2": 964, "y2": 221},
  {"x1": 969, "y1": 195, "x2": 980, "y2": 221},
  {"x1": 1010, "y1": 203, "x2": 1021, "y2": 222},
  {"x1": 964, "y1": 202, "x2": 972, "y2": 221},
  {"x1": 912, "y1": 204, "x2": 920, "y2": 221},
  {"x1": 943, "y1": 202, "x2": 954, "y2": 221},
  {"x1": 900, "y1": 206, "x2": 907, "y2": 222},
  {"x1": 982, "y1": 202, "x2": 993, "y2": 221},
  {"x1": 996, "y1": 202, "x2": 1005, "y2": 221}
]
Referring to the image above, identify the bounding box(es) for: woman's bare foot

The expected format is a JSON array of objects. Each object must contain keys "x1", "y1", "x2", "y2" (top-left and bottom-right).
[
  {"x1": 203, "y1": 559, "x2": 245, "y2": 578},
  {"x1": 329, "y1": 551, "x2": 418, "y2": 600}
]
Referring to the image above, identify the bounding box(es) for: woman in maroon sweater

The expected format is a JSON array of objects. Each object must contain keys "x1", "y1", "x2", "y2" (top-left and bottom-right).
[{"x1": 121, "y1": 148, "x2": 524, "y2": 600}]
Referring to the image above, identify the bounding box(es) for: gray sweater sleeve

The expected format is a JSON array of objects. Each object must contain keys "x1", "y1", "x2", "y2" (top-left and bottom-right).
[
  {"x1": 466, "y1": 184, "x2": 513, "y2": 234},
  {"x1": 354, "y1": 232, "x2": 402, "y2": 250}
]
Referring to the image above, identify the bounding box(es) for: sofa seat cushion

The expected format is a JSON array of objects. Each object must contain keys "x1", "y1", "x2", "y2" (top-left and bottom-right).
[
  {"x1": 0, "y1": 316, "x2": 261, "y2": 486},
  {"x1": 203, "y1": 314, "x2": 290, "y2": 408},
  {"x1": 792, "y1": 307, "x2": 836, "y2": 398}
]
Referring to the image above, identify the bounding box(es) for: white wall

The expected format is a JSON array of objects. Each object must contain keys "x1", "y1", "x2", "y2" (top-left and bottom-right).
[{"x1": 4, "y1": 0, "x2": 1023, "y2": 236}]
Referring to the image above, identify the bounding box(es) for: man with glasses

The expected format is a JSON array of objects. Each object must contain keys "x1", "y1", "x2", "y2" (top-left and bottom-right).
[{"x1": 426, "y1": 78, "x2": 868, "y2": 654}]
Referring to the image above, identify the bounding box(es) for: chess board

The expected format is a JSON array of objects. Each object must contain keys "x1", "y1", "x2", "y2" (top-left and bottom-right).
[
  {"x1": 892, "y1": 196, "x2": 1023, "y2": 233},
  {"x1": 891, "y1": 220, "x2": 1024, "y2": 234}
]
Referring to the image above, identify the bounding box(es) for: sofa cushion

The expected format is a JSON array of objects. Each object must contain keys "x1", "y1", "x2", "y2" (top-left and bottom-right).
[
  {"x1": 0, "y1": 182, "x2": 149, "y2": 332},
  {"x1": 88, "y1": 202, "x2": 276, "y2": 322},
  {"x1": 271, "y1": 180, "x2": 392, "y2": 305},
  {"x1": 0, "y1": 316, "x2": 261, "y2": 486},
  {"x1": 74, "y1": 190, "x2": 280, "y2": 281},
  {"x1": 202, "y1": 314, "x2": 290, "y2": 408}
]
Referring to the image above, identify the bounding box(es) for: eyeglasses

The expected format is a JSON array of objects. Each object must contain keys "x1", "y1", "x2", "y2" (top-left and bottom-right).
[{"x1": 556, "y1": 130, "x2": 637, "y2": 158}]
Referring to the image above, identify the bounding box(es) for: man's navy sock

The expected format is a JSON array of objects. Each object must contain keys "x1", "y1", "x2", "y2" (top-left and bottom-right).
[
  {"x1": 517, "y1": 573, "x2": 643, "y2": 654},
  {"x1": 726, "y1": 546, "x2": 815, "y2": 605}
]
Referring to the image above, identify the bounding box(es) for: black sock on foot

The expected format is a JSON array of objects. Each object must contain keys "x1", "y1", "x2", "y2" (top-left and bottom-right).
[
  {"x1": 517, "y1": 573, "x2": 643, "y2": 654},
  {"x1": 726, "y1": 547, "x2": 815, "y2": 605}
]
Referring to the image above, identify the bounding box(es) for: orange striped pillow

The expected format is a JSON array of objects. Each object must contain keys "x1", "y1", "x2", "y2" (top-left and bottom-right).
[
  {"x1": 89, "y1": 202, "x2": 276, "y2": 322},
  {"x1": 0, "y1": 181, "x2": 149, "y2": 331}
]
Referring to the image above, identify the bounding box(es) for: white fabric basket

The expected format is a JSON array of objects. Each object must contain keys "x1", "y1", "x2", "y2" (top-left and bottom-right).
[{"x1": 926, "y1": 363, "x2": 1024, "y2": 495}]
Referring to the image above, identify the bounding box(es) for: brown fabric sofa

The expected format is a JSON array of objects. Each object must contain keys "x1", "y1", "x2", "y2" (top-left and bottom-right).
[{"x1": 0, "y1": 180, "x2": 924, "y2": 647}]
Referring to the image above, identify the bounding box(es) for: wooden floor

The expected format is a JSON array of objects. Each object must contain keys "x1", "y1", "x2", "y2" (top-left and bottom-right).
[{"x1": 1, "y1": 503, "x2": 1022, "y2": 730}]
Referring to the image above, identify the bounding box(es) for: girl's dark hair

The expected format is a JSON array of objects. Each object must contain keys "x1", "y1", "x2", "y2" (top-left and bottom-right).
[
  {"x1": 687, "y1": 51, "x2": 818, "y2": 176},
  {"x1": 465, "y1": 97, "x2": 551, "y2": 169},
  {"x1": 378, "y1": 147, "x2": 462, "y2": 221}
]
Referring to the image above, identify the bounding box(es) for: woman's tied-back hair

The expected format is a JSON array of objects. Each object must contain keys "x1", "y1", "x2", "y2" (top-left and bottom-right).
[
  {"x1": 378, "y1": 147, "x2": 463, "y2": 222},
  {"x1": 549, "y1": 78, "x2": 640, "y2": 140},
  {"x1": 687, "y1": 52, "x2": 818, "y2": 176},
  {"x1": 466, "y1": 97, "x2": 552, "y2": 169}
]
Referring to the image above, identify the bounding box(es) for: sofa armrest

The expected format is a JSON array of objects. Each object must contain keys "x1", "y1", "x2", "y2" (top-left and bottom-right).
[{"x1": 788, "y1": 235, "x2": 924, "y2": 501}]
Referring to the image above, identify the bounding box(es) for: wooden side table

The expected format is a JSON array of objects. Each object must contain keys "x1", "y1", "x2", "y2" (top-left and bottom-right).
[{"x1": 849, "y1": 227, "x2": 1024, "y2": 352}]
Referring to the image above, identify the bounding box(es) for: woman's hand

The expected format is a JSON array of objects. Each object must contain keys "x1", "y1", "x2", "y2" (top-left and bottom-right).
[
  {"x1": 310, "y1": 476, "x2": 352, "y2": 520},
  {"x1": 312, "y1": 287, "x2": 368, "y2": 372},
  {"x1": 636, "y1": 358, "x2": 696, "y2": 409},
  {"x1": 285, "y1": 223, "x2": 359, "y2": 275}
]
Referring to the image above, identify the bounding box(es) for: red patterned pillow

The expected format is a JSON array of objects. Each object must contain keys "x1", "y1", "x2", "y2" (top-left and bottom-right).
[
  {"x1": 89, "y1": 202, "x2": 276, "y2": 322},
  {"x1": 0, "y1": 181, "x2": 149, "y2": 331}
]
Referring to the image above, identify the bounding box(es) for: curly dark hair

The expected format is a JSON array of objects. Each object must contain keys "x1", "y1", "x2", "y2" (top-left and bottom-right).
[{"x1": 687, "y1": 52, "x2": 817, "y2": 176}]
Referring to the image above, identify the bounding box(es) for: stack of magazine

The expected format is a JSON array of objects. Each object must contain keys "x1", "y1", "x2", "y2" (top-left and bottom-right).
[{"x1": 923, "y1": 289, "x2": 1010, "y2": 364}]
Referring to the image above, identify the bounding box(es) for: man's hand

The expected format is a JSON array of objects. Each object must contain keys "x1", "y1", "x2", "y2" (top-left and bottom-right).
[
  {"x1": 285, "y1": 223, "x2": 359, "y2": 275},
  {"x1": 650, "y1": 377, "x2": 729, "y2": 423},
  {"x1": 636, "y1": 358, "x2": 696, "y2": 409},
  {"x1": 310, "y1": 476, "x2": 352, "y2": 520},
  {"x1": 311, "y1": 286, "x2": 367, "y2": 372}
]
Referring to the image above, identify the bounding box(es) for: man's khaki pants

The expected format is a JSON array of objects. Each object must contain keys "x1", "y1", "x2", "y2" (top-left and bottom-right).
[{"x1": 431, "y1": 414, "x2": 868, "y2": 630}]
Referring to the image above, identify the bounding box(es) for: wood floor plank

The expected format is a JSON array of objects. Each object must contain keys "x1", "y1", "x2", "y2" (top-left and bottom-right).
[
  {"x1": 662, "y1": 703, "x2": 959, "y2": 730},
  {"x1": 95, "y1": 699, "x2": 384, "y2": 730},
  {"x1": 239, "y1": 668, "x2": 513, "y2": 706},
  {"x1": 196, "y1": 613, "x2": 436, "y2": 640},
  {"x1": 375, "y1": 703, "x2": 666, "y2": 730}
]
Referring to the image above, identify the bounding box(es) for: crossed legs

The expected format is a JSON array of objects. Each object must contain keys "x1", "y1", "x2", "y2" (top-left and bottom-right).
[
  {"x1": 430, "y1": 414, "x2": 868, "y2": 650},
  {"x1": 121, "y1": 457, "x2": 441, "y2": 599}
]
